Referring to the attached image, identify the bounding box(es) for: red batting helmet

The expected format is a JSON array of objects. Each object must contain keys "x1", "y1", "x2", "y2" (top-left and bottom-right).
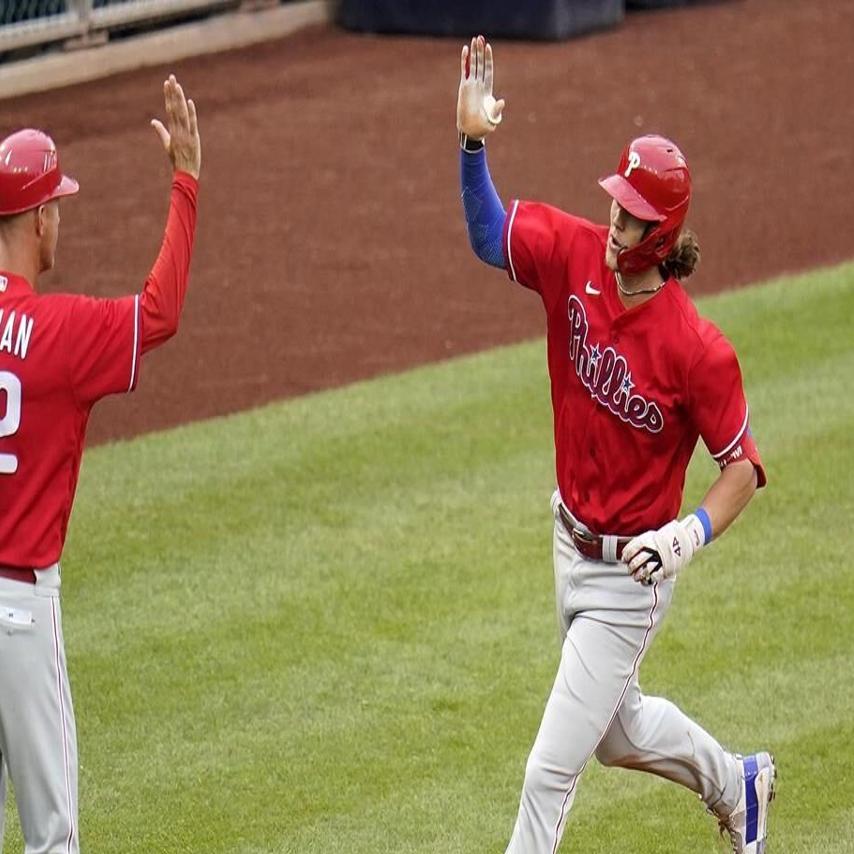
[
  {"x1": 0, "y1": 129, "x2": 79, "y2": 216},
  {"x1": 598, "y1": 134, "x2": 691, "y2": 275}
]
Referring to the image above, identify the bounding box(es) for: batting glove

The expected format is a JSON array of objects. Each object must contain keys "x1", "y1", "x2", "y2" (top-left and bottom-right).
[
  {"x1": 457, "y1": 35, "x2": 506, "y2": 141},
  {"x1": 622, "y1": 515, "x2": 707, "y2": 585}
]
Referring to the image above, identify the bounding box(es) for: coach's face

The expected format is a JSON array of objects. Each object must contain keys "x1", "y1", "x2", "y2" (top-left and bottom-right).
[
  {"x1": 605, "y1": 200, "x2": 648, "y2": 271},
  {"x1": 37, "y1": 200, "x2": 60, "y2": 273}
]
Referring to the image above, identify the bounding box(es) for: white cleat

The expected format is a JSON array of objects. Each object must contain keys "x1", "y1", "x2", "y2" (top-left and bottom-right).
[{"x1": 717, "y1": 752, "x2": 777, "y2": 853}]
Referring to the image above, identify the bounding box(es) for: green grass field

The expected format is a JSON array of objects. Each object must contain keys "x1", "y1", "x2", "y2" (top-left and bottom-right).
[{"x1": 4, "y1": 262, "x2": 853, "y2": 852}]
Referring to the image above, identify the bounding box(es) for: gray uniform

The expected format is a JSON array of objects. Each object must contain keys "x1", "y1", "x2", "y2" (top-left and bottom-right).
[
  {"x1": 0, "y1": 565, "x2": 78, "y2": 854},
  {"x1": 504, "y1": 493, "x2": 741, "y2": 853}
]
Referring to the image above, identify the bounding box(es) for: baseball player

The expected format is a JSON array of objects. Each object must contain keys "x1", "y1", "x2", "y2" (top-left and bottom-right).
[
  {"x1": 0, "y1": 75, "x2": 200, "y2": 852},
  {"x1": 456, "y1": 36, "x2": 775, "y2": 853}
]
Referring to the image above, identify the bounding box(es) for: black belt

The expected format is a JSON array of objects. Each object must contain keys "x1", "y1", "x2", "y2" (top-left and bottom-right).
[
  {"x1": 0, "y1": 566, "x2": 37, "y2": 584},
  {"x1": 557, "y1": 504, "x2": 632, "y2": 564}
]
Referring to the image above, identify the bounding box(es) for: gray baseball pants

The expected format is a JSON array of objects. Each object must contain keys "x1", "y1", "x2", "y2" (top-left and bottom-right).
[
  {"x1": 0, "y1": 565, "x2": 79, "y2": 853},
  {"x1": 505, "y1": 494, "x2": 741, "y2": 853}
]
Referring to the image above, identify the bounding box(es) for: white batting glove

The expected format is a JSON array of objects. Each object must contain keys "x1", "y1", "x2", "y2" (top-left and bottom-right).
[
  {"x1": 457, "y1": 35, "x2": 506, "y2": 141},
  {"x1": 623, "y1": 515, "x2": 707, "y2": 585}
]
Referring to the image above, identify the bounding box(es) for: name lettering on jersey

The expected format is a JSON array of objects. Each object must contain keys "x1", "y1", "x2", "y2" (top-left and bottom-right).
[
  {"x1": 567, "y1": 295, "x2": 663, "y2": 434},
  {"x1": 0, "y1": 309, "x2": 34, "y2": 360}
]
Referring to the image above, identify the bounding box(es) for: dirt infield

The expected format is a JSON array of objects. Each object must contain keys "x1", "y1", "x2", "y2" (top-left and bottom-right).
[{"x1": 2, "y1": 0, "x2": 852, "y2": 444}]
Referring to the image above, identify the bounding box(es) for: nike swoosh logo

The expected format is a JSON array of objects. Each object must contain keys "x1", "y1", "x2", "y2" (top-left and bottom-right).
[{"x1": 585, "y1": 280, "x2": 601, "y2": 296}]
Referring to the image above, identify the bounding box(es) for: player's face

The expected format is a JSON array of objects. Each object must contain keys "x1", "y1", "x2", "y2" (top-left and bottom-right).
[
  {"x1": 38, "y1": 201, "x2": 60, "y2": 273},
  {"x1": 605, "y1": 200, "x2": 648, "y2": 272}
]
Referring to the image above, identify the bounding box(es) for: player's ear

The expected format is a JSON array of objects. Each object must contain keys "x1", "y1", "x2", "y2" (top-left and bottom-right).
[{"x1": 34, "y1": 205, "x2": 47, "y2": 237}]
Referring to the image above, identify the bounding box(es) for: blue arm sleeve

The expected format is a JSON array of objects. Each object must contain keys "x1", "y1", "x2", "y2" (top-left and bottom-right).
[{"x1": 460, "y1": 147, "x2": 507, "y2": 269}]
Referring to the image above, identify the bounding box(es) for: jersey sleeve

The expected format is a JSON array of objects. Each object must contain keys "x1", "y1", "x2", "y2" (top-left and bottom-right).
[
  {"x1": 140, "y1": 172, "x2": 199, "y2": 353},
  {"x1": 503, "y1": 201, "x2": 584, "y2": 307},
  {"x1": 687, "y1": 331, "x2": 766, "y2": 488},
  {"x1": 65, "y1": 293, "x2": 142, "y2": 405}
]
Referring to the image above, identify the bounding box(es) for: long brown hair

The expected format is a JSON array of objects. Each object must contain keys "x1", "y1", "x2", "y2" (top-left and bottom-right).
[{"x1": 661, "y1": 229, "x2": 700, "y2": 280}]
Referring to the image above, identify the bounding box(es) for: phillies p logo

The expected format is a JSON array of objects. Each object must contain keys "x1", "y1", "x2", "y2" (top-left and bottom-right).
[{"x1": 624, "y1": 151, "x2": 641, "y2": 178}]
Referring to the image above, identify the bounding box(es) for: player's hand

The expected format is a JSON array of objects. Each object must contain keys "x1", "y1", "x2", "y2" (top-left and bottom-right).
[
  {"x1": 457, "y1": 35, "x2": 505, "y2": 141},
  {"x1": 622, "y1": 519, "x2": 696, "y2": 585},
  {"x1": 151, "y1": 74, "x2": 201, "y2": 180}
]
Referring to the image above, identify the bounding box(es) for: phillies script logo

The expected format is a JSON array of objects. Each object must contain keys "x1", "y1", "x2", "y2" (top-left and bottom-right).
[{"x1": 568, "y1": 295, "x2": 664, "y2": 434}]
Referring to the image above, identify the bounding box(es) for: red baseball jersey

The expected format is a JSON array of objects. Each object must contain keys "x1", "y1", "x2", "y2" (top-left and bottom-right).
[
  {"x1": 0, "y1": 172, "x2": 198, "y2": 568},
  {"x1": 0, "y1": 277, "x2": 140, "y2": 567},
  {"x1": 503, "y1": 200, "x2": 765, "y2": 535}
]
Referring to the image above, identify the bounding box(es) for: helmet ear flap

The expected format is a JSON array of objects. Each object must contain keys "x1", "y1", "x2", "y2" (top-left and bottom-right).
[{"x1": 616, "y1": 222, "x2": 682, "y2": 276}]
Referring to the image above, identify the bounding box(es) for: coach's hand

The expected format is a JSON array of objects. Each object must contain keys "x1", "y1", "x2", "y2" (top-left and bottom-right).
[
  {"x1": 623, "y1": 519, "x2": 699, "y2": 585},
  {"x1": 151, "y1": 74, "x2": 201, "y2": 180},
  {"x1": 457, "y1": 35, "x2": 505, "y2": 141}
]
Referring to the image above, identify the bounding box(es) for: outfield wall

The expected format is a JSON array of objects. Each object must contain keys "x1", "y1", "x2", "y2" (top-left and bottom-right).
[
  {"x1": 0, "y1": 0, "x2": 331, "y2": 99},
  {"x1": 0, "y1": 0, "x2": 275, "y2": 55}
]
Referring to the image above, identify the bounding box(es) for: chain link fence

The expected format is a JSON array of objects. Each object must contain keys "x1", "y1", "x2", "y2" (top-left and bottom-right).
[
  {"x1": 0, "y1": 0, "x2": 242, "y2": 55},
  {"x1": 1, "y1": 0, "x2": 69, "y2": 24},
  {"x1": 1, "y1": 0, "x2": 84, "y2": 53}
]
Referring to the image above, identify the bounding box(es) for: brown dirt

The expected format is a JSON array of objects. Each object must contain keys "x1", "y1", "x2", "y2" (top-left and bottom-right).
[{"x1": 2, "y1": 0, "x2": 852, "y2": 444}]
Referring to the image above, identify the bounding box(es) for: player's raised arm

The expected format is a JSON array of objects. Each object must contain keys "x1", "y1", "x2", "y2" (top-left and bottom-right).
[
  {"x1": 457, "y1": 35, "x2": 505, "y2": 144},
  {"x1": 139, "y1": 74, "x2": 201, "y2": 353},
  {"x1": 458, "y1": 36, "x2": 508, "y2": 269}
]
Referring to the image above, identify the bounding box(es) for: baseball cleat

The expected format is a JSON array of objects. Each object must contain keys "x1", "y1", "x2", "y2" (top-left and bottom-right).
[{"x1": 717, "y1": 752, "x2": 777, "y2": 853}]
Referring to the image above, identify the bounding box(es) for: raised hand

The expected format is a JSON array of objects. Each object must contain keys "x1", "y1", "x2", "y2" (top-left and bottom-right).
[
  {"x1": 151, "y1": 74, "x2": 201, "y2": 180},
  {"x1": 457, "y1": 35, "x2": 506, "y2": 141}
]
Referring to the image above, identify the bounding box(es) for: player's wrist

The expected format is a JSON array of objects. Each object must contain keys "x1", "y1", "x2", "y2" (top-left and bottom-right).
[
  {"x1": 679, "y1": 508, "x2": 712, "y2": 554},
  {"x1": 459, "y1": 132, "x2": 485, "y2": 152}
]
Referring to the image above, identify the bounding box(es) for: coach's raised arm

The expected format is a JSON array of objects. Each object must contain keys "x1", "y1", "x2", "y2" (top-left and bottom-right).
[{"x1": 139, "y1": 74, "x2": 201, "y2": 353}]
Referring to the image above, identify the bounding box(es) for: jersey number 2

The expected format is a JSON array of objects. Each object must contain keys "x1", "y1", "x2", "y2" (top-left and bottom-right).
[{"x1": 0, "y1": 371, "x2": 21, "y2": 475}]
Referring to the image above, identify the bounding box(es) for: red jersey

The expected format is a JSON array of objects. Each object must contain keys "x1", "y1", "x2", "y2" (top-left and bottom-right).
[
  {"x1": 0, "y1": 172, "x2": 198, "y2": 568},
  {"x1": 503, "y1": 201, "x2": 765, "y2": 535}
]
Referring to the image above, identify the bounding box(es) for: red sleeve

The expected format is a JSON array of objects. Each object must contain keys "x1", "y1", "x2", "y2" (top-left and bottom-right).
[
  {"x1": 687, "y1": 331, "x2": 766, "y2": 488},
  {"x1": 66, "y1": 294, "x2": 142, "y2": 404},
  {"x1": 139, "y1": 171, "x2": 199, "y2": 354},
  {"x1": 502, "y1": 201, "x2": 585, "y2": 307}
]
